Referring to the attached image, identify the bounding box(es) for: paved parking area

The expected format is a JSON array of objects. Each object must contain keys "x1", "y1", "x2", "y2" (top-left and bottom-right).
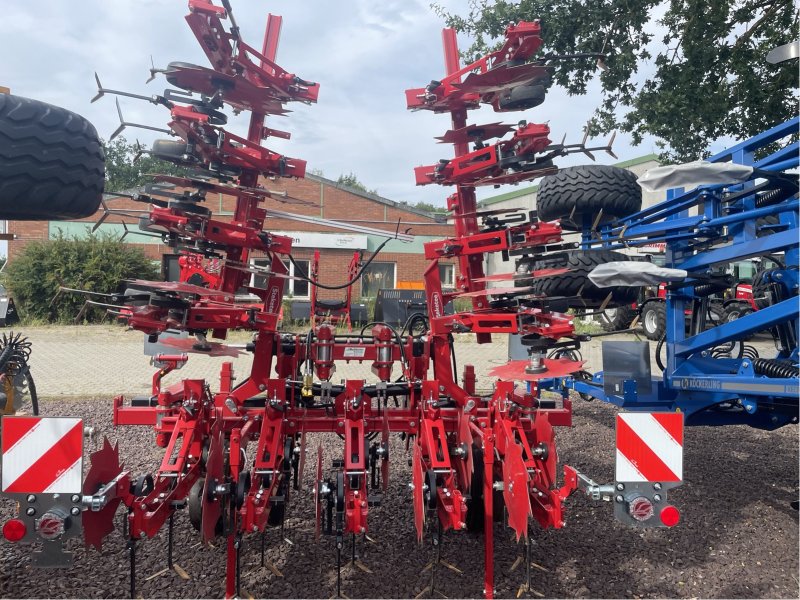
[{"x1": 15, "y1": 324, "x2": 779, "y2": 399}]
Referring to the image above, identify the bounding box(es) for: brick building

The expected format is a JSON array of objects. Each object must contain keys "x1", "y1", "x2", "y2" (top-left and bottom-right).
[{"x1": 6, "y1": 173, "x2": 457, "y2": 302}]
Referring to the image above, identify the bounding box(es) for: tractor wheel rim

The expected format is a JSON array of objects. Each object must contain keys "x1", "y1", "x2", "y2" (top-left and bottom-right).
[{"x1": 645, "y1": 311, "x2": 657, "y2": 332}]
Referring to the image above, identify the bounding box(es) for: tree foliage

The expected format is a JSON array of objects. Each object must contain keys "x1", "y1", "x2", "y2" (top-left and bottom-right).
[
  {"x1": 4, "y1": 231, "x2": 159, "y2": 323},
  {"x1": 433, "y1": 0, "x2": 798, "y2": 161},
  {"x1": 411, "y1": 201, "x2": 446, "y2": 214},
  {"x1": 337, "y1": 172, "x2": 379, "y2": 195},
  {"x1": 104, "y1": 136, "x2": 188, "y2": 192}
]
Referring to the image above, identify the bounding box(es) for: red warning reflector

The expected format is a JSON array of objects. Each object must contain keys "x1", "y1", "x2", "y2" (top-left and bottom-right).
[
  {"x1": 660, "y1": 504, "x2": 680, "y2": 527},
  {"x1": 2, "y1": 518, "x2": 27, "y2": 542}
]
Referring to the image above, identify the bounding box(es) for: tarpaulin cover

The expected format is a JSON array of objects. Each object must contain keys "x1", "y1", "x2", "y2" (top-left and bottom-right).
[
  {"x1": 637, "y1": 161, "x2": 753, "y2": 192},
  {"x1": 589, "y1": 262, "x2": 688, "y2": 287}
]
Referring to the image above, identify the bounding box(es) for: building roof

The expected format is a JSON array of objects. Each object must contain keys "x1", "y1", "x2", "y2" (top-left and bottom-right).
[
  {"x1": 305, "y1": 173, "x2": 446, "y2": 222},
  {"x1": 479, "y1": 153, "x2": 661, "y2": 207}
]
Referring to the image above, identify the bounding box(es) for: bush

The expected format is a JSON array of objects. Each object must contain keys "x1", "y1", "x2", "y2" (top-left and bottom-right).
[{"x1": 4, "y1": 230, "x2": 160, "y2": 323}]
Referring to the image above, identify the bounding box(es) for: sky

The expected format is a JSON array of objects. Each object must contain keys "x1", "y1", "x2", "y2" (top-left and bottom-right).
[{"x1": 1, "y1": 0, "x2": 666, "y2": 212}]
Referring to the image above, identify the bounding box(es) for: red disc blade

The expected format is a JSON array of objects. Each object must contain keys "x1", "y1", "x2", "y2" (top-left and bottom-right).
[
  {"x1": 159, "y1": 336, "x2": 243, "y2": 357},
  {"x1": 314, "y1": 444, "x2": 323, "y2": 541},
  {"x1": 202, "y1": 427, "x2": 224, "y2": 543},
  {"x1": 381, "y1": 410, "x2": 390, "y2": 492},
  {"x1": 412, "y1": 443, "x2": 424, "y2": 543},
  {"x1": 82, "y1": 438, "x2": 124, "y2": 551},
  {"x1": 502, "y1": 442, "x2": 532, "y2": 541},
  {"x1": 457, "y1": 410, "x2": 473, "y2": 490},
  {"x1": 297, "y1": 428, "x2": 307, "y2": 491},
  {"x1": 489, "y1": 358, "x2": 583, "y2": 382}
]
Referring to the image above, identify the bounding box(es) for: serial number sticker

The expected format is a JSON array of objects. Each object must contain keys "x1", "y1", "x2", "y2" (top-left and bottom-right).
[{"x1": 343, "y1": 347, "x2": 366, "y2": 358}]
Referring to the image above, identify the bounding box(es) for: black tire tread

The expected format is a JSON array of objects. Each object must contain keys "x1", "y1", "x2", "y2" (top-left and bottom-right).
[
  {"x1": 601, "y1": 303, "x2": 637, "y2": 332},
  {"x1": 0, "y1": 94, "x2": 104, "y2": 220},
  {"x1": 537, "y1": 165, "x2": 642, "y2": 230},
  {"x1": 528, "y1": 249, "x2": 639, "y2": 307}
]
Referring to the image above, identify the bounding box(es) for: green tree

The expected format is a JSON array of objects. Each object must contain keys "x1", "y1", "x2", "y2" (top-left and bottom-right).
[
  {"x1": 337, "y1": 172, "x2": 378, "y2": 195},
  {"x1": 433, "y1": 0, "x2": 798, "y2": 161},
  {"x1": 104, "y1": 136, "x2": 189, "y2": 192},
  {"x1": 4, "y1": 231, "x2": 159, "y2": 323},
  {"x1": 412, "y1": 201, "x2": 446, "y2": 214}
]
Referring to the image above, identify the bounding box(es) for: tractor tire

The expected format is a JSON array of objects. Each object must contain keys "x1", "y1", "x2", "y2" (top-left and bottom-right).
[
  {"x1": 537, "y1": 165, "x2": 642, "y2": 231},
  {"x1": 722, "y1": 302, "x2": 755, "y2": 340},
  {"x1": 0, "y1": 94, "x2": 104, "y2": 220},
  {"x1": 601, "y1": 303, "x2": 637, "y2": 332},
  {"x1": 641, "y1": 301, "x2": 666, "y2": 341},
  {"x1": 752, "y1": 269, "x2": 776, "y2": 309},
  {"x1": 526, "y1": 249, "x2": 639, "y2": 307}
]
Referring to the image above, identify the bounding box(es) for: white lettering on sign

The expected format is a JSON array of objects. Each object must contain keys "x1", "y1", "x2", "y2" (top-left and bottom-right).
[
  {"x1": 274, "y1": 231, "x2": 368, "y2": 250},
  {"x1": 431, "y1": 292, "x2": 443, "y2": 318},
  {"x1": 267, "y1": 286, "x2": 280, "y2": 313}
]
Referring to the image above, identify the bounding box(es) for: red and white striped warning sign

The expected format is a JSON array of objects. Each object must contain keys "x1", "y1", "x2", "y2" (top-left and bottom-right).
[
  {"x1": 1, "y1": 417, "x2": 83, "y2": 494},
  {"x1": 615, "y1": 412, "x2": 683, "y2": 482}
]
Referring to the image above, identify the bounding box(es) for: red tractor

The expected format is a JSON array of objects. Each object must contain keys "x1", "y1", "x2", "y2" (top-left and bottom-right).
[{"x1": 623, "y1": 257, "x2": 779, "y2": 340}]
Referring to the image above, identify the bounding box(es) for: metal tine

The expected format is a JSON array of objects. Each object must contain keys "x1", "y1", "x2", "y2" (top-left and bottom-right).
[
  {"x1": 120, "y1": 221, "x2": 162, "y2": 242},
  {"x1": 110, "y1": 98, "x2": 172, "y2": 141}
]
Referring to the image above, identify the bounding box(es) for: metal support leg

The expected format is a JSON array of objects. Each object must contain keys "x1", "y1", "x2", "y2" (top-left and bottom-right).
[
  {"x1": 127, "y1": 538, "x2": 136, "y2": 600},
  {"x1": 167, "y1": 513, "x2": 174, "y2": 569},
  {"x1": 260, "y1": 531, "x2": 266, "y2": 568},
  {"x1": 483, "y1": 436, "x2": 494, "y2": 599},
  {"x1": 235, "y1": 534, "x2": 242, "y2": 599},
  {"x1": 336, "y1": 537, "x2": 343, "y2": 599}
]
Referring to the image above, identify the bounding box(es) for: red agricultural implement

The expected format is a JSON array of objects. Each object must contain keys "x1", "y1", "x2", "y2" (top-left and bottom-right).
[{"x1": 0, "y1": 3, "x2": 684, "y2": 599}]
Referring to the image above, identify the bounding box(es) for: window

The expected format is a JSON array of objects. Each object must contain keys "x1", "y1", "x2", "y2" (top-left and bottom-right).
[
  {"x1": 361, "y1": 262, "x2": 396, "y2": 297},
  {"x1": 163, "y1": 254, "x2": 181, "y2": 282},
  {"x1": 439, "y1": 263, "x2": 455, "y2": 290},
  {"x1": 252, "y1": 258, "x2": 310, "y2": 298}
]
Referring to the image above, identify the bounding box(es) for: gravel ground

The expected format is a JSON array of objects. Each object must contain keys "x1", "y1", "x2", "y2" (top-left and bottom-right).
[{"x1": 1, "y1": 394, "x2": 797, "y2": 599}]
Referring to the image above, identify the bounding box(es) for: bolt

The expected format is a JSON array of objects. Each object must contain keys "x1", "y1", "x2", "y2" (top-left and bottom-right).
[
  {"x1": 615, "y1": 495, "x2": 624, "y2": 503},
  {"x1": 71, "y1": 494, "x2": 80, "y2": 504},
  {"x1": 26, "y1": 494, "x2": 36, "y2": 503},
  {"x1": 338, "y1": 421, "x2": 344, "y2": 428},
  {"x1": 360, "y1": 527, "x2": 366, "y2": 533},
  {"x1": 653, "y1": 494, "x2": 662, "y2": 503},
  {"x1": 253, "y1": 525, "x2": 259, "y2": 532},
  {"x1": 71, "y1": 507, "x2": 81, "y2": 516},
  {"x1": 653, "y1": 482, "x2": 662, "y2": 491},
  {"x1": 439, "y1": 385, "x2": 445, "y2": 392},
  {"x1": 742, "y1": 361, "x2": 750, "y2": 369},
  {"x1": 26, "y1": 507, "x2": 35, "y2": 516},
  {"x1": 616, "y1": 483, "x2": 625, "y2": 491},
  {"x1": 140, "y1": 503, "x2": 147, "y2": 511},
  {"x1": 288, "y1": 421, "x2": 295, "y2": 428},
  {"x1": 53, "y1": 494, "x2": 60, "y2": 500},
  {"x1": 258, "y1": 384, "x2": 267, "y2": 391},
  {"x1": 410, "y1": 421, "x2": 416, "y2": 427}
]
